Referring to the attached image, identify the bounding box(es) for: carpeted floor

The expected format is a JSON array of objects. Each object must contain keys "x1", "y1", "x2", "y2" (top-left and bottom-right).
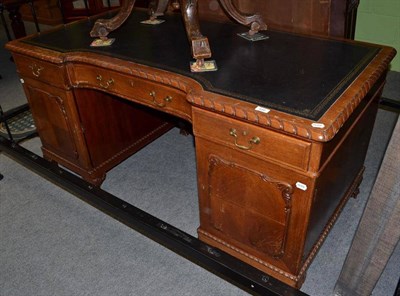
[{"x1": 1, "y1": 20, "x2": 399, "y2": 296}]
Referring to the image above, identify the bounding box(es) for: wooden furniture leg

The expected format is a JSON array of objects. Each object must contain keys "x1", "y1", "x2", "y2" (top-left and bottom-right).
[
  {"x1": 179, "y1": 0, "x2": 211, "y2": 66},
  {"x1": 89, "y1": 0, "x2": 265, "y2": 63},
  {"x1": 90, "y1": 0, "x2": 136, "y2": 39},
  {"x1": 27, "y1": 0, "x2": 40, "y2": 32},
  {"x1": 148, "y1": 0, "x2": 169, "y2": 20},
  {"x1": 218, "y1": 0, "x2": 267, "y2": 35},
  {"x1": 0, "y1": 4, "x2": 13, "y2": 40}
]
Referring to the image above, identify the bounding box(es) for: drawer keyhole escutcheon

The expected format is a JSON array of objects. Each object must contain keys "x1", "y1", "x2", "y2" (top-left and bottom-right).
[
  {"x1": 96, "y1": 75, "x2": 114, "y2": 89},
  {"x1": 149, "y1": 91, "x2": 173, "y2": 108},
  {"x1": 229, "y1": 128, "x2": 260, "y2": 150},
  {"x1": 29, "y1": 64, "x2": 44, "y2": 77}
]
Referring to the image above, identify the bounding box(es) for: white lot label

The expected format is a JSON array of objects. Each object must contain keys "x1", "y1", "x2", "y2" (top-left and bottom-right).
[
  {"x1": 311, "y1": 122, "x2": 325, "y2": 128},
  {"x1": 296, "y1": 182, "x2": 308, "y2": 191},
  {"x1": 255, "y1": 106, "x2": 271, "y2": 113}
]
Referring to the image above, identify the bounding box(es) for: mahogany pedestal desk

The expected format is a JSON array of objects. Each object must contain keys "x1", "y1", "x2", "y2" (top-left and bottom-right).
[{"x1": 6, "y1": 10, "x2": 396, "y2": 288}]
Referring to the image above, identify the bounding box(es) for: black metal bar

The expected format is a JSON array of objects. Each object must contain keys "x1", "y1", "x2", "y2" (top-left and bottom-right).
[
  {"x1": 0, "y1": 103, "x2": 30, "y2": 121},
  {"x1": 28, "y1": 0, "x2": 40, "y2": 33},
  {"x1": 0, "y1": 104, "x2": 14, "y2": 141},
  {"x1": 379, "y1": 97, "x2": 400, "y2": 113},
  {"x1": 0, "y1": 4, "x2": 13, "y2": 41},
  {"x1": 57, "y1": 0, "x2": 67, "y2": 24},
  {"x1": 83, "y1": 0, "x2": 90, "y2": 16},
  {"x1": 0, "y1": 103, "x2": 36, "y2": 143},
  {"x1": 0, "y1": 136, "x2": 308, "y2": 296}
]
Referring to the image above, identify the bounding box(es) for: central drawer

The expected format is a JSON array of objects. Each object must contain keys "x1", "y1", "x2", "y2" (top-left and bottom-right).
[
  {"x1": 193, "y1": 108, "x2": 312, "y2": 171},
  {"x1": 68, "y1": 64, "x2": 192, "y2": 121}
]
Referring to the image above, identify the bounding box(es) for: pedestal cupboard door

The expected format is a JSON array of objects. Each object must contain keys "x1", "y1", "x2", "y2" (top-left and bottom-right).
[
  {"x1": 23, "y1": 81, "x2": 82, "y2": 165},
  {"x1": 195, "y1": 137, "x2": 313, "y2": 275},
  {"x1": 207, "y1": 154, "x2": 292, "y2": 258}
]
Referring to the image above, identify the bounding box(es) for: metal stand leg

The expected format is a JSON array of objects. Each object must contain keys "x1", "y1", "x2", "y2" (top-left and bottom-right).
[
  {"x1": 0, "y1": 4, "x2": 13, "y2": 41},
  {"x1": 28, "y1": 0, "x2": 40, "y2": 33},
  {"x1": 0, "y1": 105, "x2": 14, "y2": 142},
  {"x1": 83, "y1": 0, "x2": 90, "y2": 16},
  {"x1": 57, "y1": 0, "x2": 67, "y2": 23}
]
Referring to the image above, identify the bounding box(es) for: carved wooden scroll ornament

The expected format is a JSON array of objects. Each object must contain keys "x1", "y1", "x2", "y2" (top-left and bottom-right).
[{"x1": 90, "y1": 0, "x2": 268, "y2": 66}]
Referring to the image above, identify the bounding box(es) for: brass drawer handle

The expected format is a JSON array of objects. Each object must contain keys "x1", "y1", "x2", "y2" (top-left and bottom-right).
[
  {"x1": 96, "y1": 75, "x2": 114, "y2": 89},
  {"x1": 149, "y1": 91, "x2": 172, "y2": 107},
  {"x1": 229, "y1": 128, "x2": 260, "y2": 150},
  {"x1": 29, "y1": 64, "x2": 44, "y2": 77}
]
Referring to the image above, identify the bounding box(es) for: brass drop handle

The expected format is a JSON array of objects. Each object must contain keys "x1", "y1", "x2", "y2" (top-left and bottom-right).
[
  {"x1": 229, "y1": 128, "x2": 260, "y2": 150},
  {"x1": 29, "y1": 64, "x2": 44, "y2": 77},
  {"x1": 96, "y1": 75, "x2": 114, "y2": 89},
  {"x1": 149, "y1": 91, "x2": 172, "y2": 107}
]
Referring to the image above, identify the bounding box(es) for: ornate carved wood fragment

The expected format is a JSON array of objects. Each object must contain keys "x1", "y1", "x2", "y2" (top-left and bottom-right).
[{"x1": 90, "y1": 0, "x2": 267, "y2": 63}]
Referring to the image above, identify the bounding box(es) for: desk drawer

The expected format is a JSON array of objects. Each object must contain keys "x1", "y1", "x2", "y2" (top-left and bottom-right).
[
  {"x1": 13, "y1": 54, "x2": 67, "y2": 88},
  {"x1": 193, "y1": 108, "x2": 311, "y2": 170},
  {"x1": 70, "y1": 64, "x2": 191, "y2": 121}
]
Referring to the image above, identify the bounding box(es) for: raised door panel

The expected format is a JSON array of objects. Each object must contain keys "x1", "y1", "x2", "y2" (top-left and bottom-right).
[
  {"x1": 195, "y1": 136, "x2": 314, "y2": 276},
  {"x1": 207, "y1": 155, "x2": 291, "y2": 258},
  {"x1": 22, "y1": 80, "x2": 89, "y2": 168}
]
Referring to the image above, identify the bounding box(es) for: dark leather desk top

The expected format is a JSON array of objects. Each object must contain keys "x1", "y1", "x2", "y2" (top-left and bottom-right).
[{"x1": 23, "y1": 10, "x2": 381, "y2": 120}]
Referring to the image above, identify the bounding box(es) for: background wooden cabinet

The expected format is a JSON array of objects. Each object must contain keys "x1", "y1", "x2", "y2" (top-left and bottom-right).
[
  {"x1": 57, "y1": 0, "x2": 148, "y2": 23},
  {"x1": 18, "y1": 0, "x2": 63, "y2": 25},
  {"x1": 19, "y1": 0, "x2": 358, "y2": 38},
  {"x1": 199, "y1": 0, "x2": 359, "y2": 38},
  {"x1": 59, "y1": 0, "x2": 120, "y2": 22}
]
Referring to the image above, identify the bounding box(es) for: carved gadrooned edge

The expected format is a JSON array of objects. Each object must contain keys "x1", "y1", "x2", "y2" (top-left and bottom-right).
[
  {"x1": 74, "y1": 44, "x2": 391, "y2": 142},
  {"x1": 320, "y1": 47, "x2": 395, "y2": 137},
  {"x1": 188, "y1": 46, "x2": 397, "y2": 143},
  {"x1": 187, "y1": 92, "x2": 314, "y2": 139},
  {"x1": 64, "y1": 53, "x2": 204, "y2": 96},
  {"x1": 7, "y1": 41, "x2": 396, "y2": 142},
  {"x1": 5, "y1": 41, "x2": 65, "y2": 64}
]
